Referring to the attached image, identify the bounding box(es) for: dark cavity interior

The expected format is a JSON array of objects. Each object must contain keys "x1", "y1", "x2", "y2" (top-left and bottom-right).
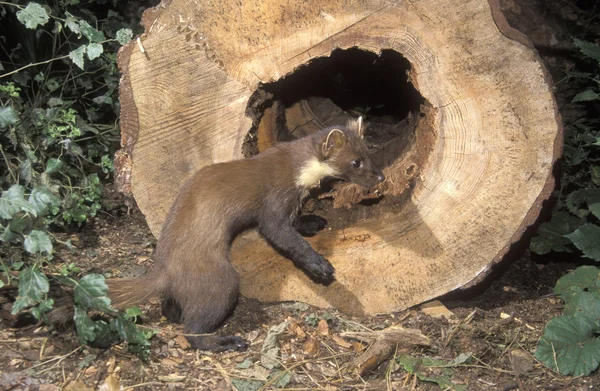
[{"x1": 244, "y1": 47, "x2": 435, "y2": 230}]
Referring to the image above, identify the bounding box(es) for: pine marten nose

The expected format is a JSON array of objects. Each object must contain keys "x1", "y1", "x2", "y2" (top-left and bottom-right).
[{"x1": 377, "y1": 172, "x2": 385, "y2": 183}]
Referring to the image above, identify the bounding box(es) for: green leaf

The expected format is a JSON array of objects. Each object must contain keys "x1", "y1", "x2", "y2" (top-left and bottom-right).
[
  {"x1": 396, "y1": 355, "x2": 467, "y2": 391},
  {"x1": 24, "y1": 230, "x2": 53, "y2": 254},
  {"x1": 11, "y1": 267, "x2": 49, "y2": 314},
  {"x1": 65, "y1": 12, "x2": 80, "y2": 34},
  {"x1": 92, "y1": 320, "x2": 118, "y2": 348},
  {"x1": 574, "y1": 39, "x2": 600, "y2": 63},
  {"x1": 0, "y1": 106, "x2": 19, "y2": 128},
  {"x1": 555, "y1": 266, "x2": 600, "y2": 302},
  {"x1": 19, "y1": 159, "x2": 32, "y2": 185},
  {"x1": 590, "y1": 202, "x2": 600, "y2": 220},
  {"x1": 74, "y1": 274, "x2": 113, "y2": 312},
  {"x1": 69, "y1": 46, "x2": 86, "y2": 70},
  {"x1": 45, "y1": 158, "x2": 63, "y2": 174},
  {"x1": 9, "y1": 215, "x2": 32, "y2": 234},
  {"x1": 564, "y1": 291, "x2": 600, "y2": 322},
  {"x1": 530, "y1": 212, "x2": 584, "y2": 254},
  {"x1": 567, "y1": 188, "x2": 600, "y2": 217},
  {"x1": 74, "y1": 306, "x2": 96, "y2": 344},
  {"x1": 125, "y1": 306, "x2": 142, "y2": 320},
  {"x1": 535, "y1": 315, "x2": 600, "y2": 376},
  {"x1": 573, "y1": 90, "x2": 600, "y2": 103},
  {"x1": 566, "y1": 224, "x2": 600, "y2": 261},
  {"x1": 230, "y1": 379, "x2": 265, "y2": 391},
  {"x1": 28, "y1": 186, "x2": 60, "y2": 215},
  {"x1": 16, "y1": 3, "x2": 50, "y2": 29},
  {"x1": 31, "y1": 298, "x2": 54, "y2": 320},
  {"x1": 79, "y1": 21, "x2": 105, "y2": 43},
  {"x1": 110, "y1": 316, "x2": 148, "y2": 345},
  {"x1": 116, "y1": 28, "x2": 133, "y2": 45},
  {"x1": 86, "y1": 43, "x2": 103, "y2": 61},
  {"x1": 0, "y1": 185, "x2": 37, "y2": 219}
]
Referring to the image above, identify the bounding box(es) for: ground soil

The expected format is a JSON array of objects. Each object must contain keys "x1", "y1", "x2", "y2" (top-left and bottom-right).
[{"x1": 2, "y1": 0, "x2": 600, "y2": 390}]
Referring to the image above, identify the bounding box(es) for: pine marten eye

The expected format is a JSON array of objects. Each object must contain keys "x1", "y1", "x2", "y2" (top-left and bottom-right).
[{"x1": 352, "y1": 160, "x2": 362, "y2": 168}]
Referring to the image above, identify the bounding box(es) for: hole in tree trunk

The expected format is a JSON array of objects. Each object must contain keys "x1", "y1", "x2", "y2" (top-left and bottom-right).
[{"x1": 244, "y1": 47, "x2": 436, "y2": 230}]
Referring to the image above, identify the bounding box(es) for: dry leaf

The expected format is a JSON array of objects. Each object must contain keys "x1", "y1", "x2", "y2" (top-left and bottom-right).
[
  {"x1": 303, "y1": 337, "x2": 320, "y2": 356},
  {"x1": 64, "y1": 380, "x2": 93, "y2": 391},
  {"x1": 420, "y1": 300, "x2": 455, "y2": 320},
  {"x1": 317, "y1": 319, "x2": 329, "y2": 335},
  {"x1": 99, "y1": 374, "x2": 122, "y2": 391},
  {"x1": 161, "y1": 357, "x2": 182, "y2": 367}
]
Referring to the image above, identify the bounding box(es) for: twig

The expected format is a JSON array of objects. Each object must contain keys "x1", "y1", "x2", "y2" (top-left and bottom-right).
[
  {"x1": 0, "y1": 55, "x2": 70, "y2": 80},
  {"x1": 0, "y1": 145, "x2": 17, "y2": 184}
]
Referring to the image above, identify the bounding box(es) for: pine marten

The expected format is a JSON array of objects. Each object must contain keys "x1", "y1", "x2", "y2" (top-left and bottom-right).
[{"x1": 53, "y1": 117, "x2": 384, "y2": 351}]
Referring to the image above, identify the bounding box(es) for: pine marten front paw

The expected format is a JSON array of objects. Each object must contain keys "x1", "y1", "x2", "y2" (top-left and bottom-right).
[{"x1": 304, "y1": 254, "x2": 335, "y2": 284}]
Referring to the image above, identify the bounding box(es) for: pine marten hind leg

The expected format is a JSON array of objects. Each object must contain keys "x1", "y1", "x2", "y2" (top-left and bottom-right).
[{"x1": 180, "y1": 265, "x2": 247, "y2": 352}]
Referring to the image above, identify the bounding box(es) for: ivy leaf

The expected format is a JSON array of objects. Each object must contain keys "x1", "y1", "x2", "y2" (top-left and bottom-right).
[
  {"x1": 74, "y1": 274, "x2": 113, "y2": 313},
  {"x1": 535, "y1": 315, "x2": 600, "y2": 376},
  {"x1": 572, "y1": 90, "x2": 600, "y2": 103},
  {"x1": 31, "y1": 298, "x2": 54, "y2": 320},
  {"x1": 69, "y1": 45, "x2": 86, "y2": 70},
  {"x1": 574, "y1": 39, "x2": 600, "y2": 63},
  {"x1": 116, "y1": 28, "x2": 133, "y2": 45},
  {"x1": 566, "y1": 224, "x2": 600, "y2": 261},
  {"x1": 79, "y1": 21, "x2": 105, "y2": 43},
  {"x1": 65, "y1": 12, "x2": 80, "y2": 34},
  {"x1": 19, "y1": 159, "x2": 33, "y2": 185},
  {"x1": 590, "y1": 202, "x2": 600, "y2": 220},
  {"x1": 111, "y1": 316, "x2": 149, "y2": 345},
  {"x1": 0, "y1": 106, "x2": 19, "y2": 128},
  {"x1": 86, "y1": 43, "x2": 103, "y2": 61},
  {"x1": 74, "y1": 306, "x2": 96, "y2": 344},
  {"x1": 0, "y1": 185, "x2": 37, "y2": 219},
  {"x1": 11, "y1": 267, "x2": 49, "y2": 314},
  {"x1": 564, "y1": 291, "x2": 600, "y2": 322},
  {"x1": 24, "y1": 230, "x2": 53, "y2": 254},
  {"x1": 28, "y1": 185, "x2": 60, "y2": 215},
  {"x1": 45, "y1": 158, "x2": 63, "y2": 174},
  {"x1": 93, "y1": 320, "x2": 118, "y2": 348},
  {"x1": 16, "y1": 3, "x2": 50, "y2": 29}
]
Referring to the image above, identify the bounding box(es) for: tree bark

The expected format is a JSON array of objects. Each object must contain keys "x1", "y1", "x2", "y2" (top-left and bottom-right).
[{"x1": 116, "y1": 0, "x2": 562, "y2": 315}]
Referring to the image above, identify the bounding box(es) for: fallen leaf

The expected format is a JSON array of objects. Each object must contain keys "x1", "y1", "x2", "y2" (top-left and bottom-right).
[
  {"x1": 260, "y1": 321, "x2": 288, "y2": 369},
  {"x1": 64, "y1": 380, "x2": 94, "y2": 391},
  {"x1": 98, "y1": 374, "x2": 121, "y2": 391},
  {"x1": 317, "y1": 319, "x2": 329, "y2": 335},
  {"x1": 161, "y1": 357, "x2": 182, "y2": 367},
  {"x1": 510, "y1": 349, "x2": 534, "y2": 375},
  {"x1": 303, "y1": 337, "x2": 320, "y2": 356}
]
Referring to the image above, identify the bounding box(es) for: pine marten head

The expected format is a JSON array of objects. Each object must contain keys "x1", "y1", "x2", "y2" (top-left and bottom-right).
[{"x1": 320, "y1": 117, "x2": 385, "y2": 188}]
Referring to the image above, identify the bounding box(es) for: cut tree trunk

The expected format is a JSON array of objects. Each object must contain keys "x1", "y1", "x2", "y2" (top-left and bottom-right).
[{"x1": 116, "y1": 0, "x2": 562, "y2": 315}]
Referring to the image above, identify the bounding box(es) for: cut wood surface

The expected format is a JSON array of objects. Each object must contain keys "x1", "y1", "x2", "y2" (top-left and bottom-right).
[{"x1": 117, "y1": 0, "x2": 562, "y2": 315}]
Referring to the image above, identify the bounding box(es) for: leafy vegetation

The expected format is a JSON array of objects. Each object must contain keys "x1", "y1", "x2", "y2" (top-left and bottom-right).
[
  {"x1": 0, "y1": 0, "x2": 151, "y2": 359},
  {"x1": 531, "y1": 39, "x2": 600, "y2": 375}
]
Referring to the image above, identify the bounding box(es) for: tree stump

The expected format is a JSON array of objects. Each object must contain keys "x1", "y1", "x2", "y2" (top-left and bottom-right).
[{"x1": 116, "y1": 0, "x2": 562, "y2": 315}]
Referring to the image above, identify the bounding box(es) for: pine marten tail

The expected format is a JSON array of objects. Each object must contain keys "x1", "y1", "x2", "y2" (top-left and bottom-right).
[
  {"x1": 47, "y1": 276, "x2": 161, "y2": 327},
  {"x1": 105, "y1": 277, "x2": 160, "y2": 309}
]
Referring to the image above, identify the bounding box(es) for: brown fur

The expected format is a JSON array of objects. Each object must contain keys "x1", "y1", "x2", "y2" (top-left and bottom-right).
[{"x1": 50, "y1": 120, "x2": 384, "y2": 351}]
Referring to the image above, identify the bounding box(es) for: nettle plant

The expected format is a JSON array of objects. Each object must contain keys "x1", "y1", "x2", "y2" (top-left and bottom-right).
[
  {"x1": 531, "y1": 39, "x2": 600, "y2": 376},
  {"x1": 0, "y1": 1, "x2": 152, "y2": 359}
]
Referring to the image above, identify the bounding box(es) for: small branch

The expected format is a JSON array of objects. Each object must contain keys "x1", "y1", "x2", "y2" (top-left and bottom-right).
[{"x1": 0, "y1": 55, "x2": 69, "y2": 80}]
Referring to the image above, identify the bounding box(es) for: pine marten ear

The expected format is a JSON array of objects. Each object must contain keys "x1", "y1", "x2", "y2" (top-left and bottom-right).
[
  {"x1": 322, "y1": 128, "x2": 346, "y2": 158},
  {"x1": 346, "y1": 116, "x2": 365, "y2": 138}
]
